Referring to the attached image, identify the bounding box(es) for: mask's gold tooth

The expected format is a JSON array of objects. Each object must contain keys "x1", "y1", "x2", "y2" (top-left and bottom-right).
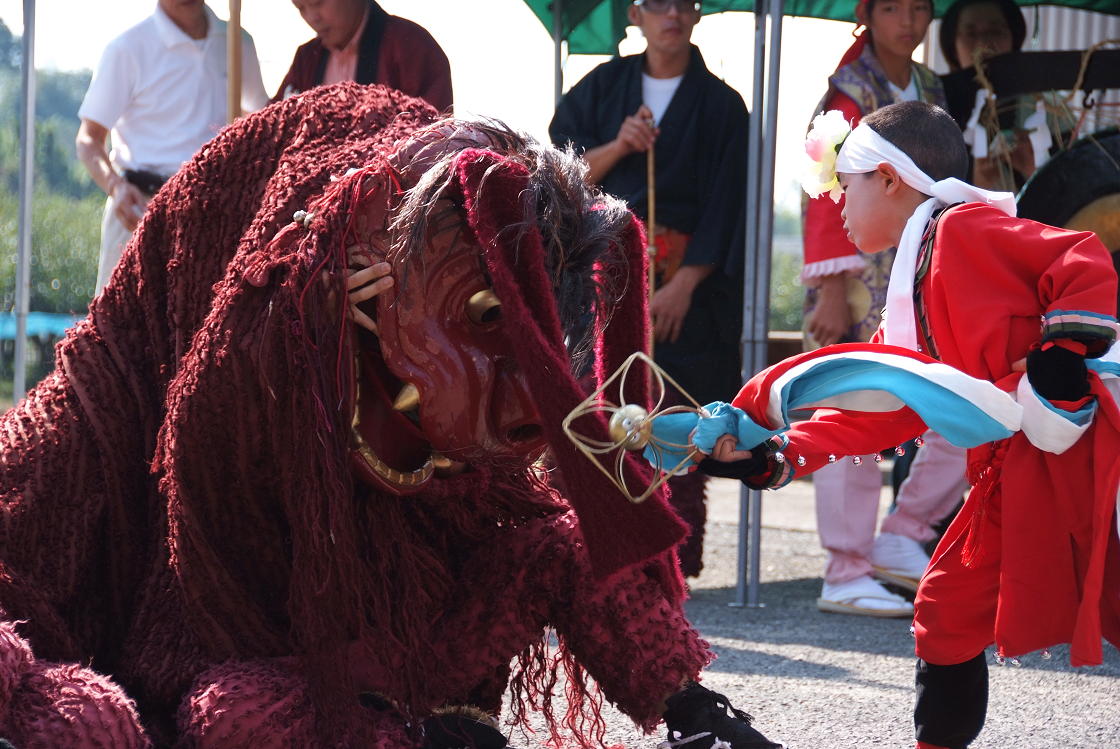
[{"x1": 392, "y1": 383, "x2": 420, "y2": 412}]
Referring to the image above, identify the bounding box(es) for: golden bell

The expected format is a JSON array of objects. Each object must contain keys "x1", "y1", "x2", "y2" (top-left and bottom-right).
[
  {"x1": 561, "y1": 351, "x2": 704, "y2": 503},
  {"x1": 608, "y1": 404, "x2": 652, "y2": 450}
]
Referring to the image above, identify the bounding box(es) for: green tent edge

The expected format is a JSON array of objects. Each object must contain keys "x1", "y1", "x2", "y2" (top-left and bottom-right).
[{"x1": 525, "y1": 0, "x2": 1120, "y2": 56}]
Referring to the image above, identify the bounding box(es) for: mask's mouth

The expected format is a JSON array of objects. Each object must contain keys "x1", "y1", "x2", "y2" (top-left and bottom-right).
[
  {"x1": 506, "y1": 423, "x2": 543, "y2": 445},
  {"x1": 349, "y1": 341, "x2": 438, "y2": 494},
  {"x1": 348, "y1": 342, "x2": 549, "y2": 490}
]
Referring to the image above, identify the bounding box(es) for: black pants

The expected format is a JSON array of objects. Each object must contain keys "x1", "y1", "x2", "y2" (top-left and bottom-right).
[{"x1": 914, "y1": 653, "x2": 988, "y2": 748}]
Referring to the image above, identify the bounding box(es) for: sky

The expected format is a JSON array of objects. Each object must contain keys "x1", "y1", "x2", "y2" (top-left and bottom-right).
[{"x1": 0, "y1": 0, "x2": 889, "y2": 210}]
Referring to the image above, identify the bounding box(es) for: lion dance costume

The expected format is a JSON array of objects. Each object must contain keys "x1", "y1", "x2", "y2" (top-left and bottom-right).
[{"x1": 0, "y1": 85, "x2": 779, "y2": 748}]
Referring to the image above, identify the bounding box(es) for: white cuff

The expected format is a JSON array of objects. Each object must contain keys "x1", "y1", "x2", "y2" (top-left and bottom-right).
[
  {"x1": 800, "y1": 255, "x2": 866, "y2": 284},
  {"x1": 1016, "y1": 373, "x2": 1094, "y2": 454}
]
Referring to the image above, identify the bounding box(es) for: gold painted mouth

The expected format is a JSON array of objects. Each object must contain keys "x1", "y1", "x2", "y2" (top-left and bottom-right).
[
  {"x1": 352, "y1": 428, "x2": 435, "y2": 488},
  {"x1": 350, "y1": 348, "x2": 435, "y2": 492}
]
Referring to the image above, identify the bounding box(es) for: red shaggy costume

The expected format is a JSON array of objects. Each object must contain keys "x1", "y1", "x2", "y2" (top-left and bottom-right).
[{"x1": 0, "y1": 85, "x2": 719, "y2": 746}]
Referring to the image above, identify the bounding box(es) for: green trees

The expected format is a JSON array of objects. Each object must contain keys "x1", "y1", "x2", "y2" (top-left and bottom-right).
[
  {"x1": 0, "y1": 19, "x2": 99, "y2": 393},
  {"x1": 768, "y1": 202, "x2": 804, "y2": 332},
  {"x1": 0, "y1": 189, "x2": 100, "y2": 314}
]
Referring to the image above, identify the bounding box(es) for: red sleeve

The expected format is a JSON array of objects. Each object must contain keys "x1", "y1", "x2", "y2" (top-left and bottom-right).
[
  {"x1": 1036, "y1": 231, "x2": 1119, "y2": 354},
  {"x1": 802, "y1": 92, "x2": 864, "y2": 283},
  {"x1": 923, "y1": 204, "x2": 1118, "y2": 381},
  {"x1": 779, "y1": 407, "x2": 927, "y2": 476},
  {"x1": 379, "y1": 17, "x2": 453, "y2": 113},
  {"x1": 728, "y1": 347, "x2": 927, "y2": 479},
  {"x1": 0, "y1": 368, "x2": 118, "y2": 637}
]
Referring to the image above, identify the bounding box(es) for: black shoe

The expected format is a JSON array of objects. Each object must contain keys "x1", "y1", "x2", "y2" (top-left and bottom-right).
[
  {"x1": 663, "y1": 682, "x2": 782, "y2": 749},
  {"x1": 420, "y1": 712, "x2": 509, "y2": 749}
]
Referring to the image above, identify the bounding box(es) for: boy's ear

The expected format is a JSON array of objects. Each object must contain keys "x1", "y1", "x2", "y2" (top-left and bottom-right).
[{"x1": 877, "y1": 162, "x2": 903, "y2": 195}]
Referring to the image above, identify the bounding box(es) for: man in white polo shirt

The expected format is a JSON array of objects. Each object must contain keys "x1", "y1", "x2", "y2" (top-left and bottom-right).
[{"x1": 76, "y1": 0, "x2": 269, "y2": 293}]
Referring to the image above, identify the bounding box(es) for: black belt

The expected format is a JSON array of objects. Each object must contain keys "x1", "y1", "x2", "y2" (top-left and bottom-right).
[{"x1": 123, "y1": 169, "x2": 169, "y2": 197}]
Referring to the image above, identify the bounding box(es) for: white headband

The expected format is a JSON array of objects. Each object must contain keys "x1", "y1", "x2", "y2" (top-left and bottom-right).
[{"x1": 835, "y1": 123, "x2": 1016, "y2": 351}]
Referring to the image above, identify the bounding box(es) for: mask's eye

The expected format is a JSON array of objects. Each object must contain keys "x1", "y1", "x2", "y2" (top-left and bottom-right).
[{"x1": 467, "y1": 290, "x2": 502, "y2": 325}]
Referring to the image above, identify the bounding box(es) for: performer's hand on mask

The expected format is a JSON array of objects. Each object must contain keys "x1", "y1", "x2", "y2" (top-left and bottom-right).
[
  {"x1": 615, "y1": 104, "x2": 658, "y2": 155},
  {"x1": 346, "y1": 261, "x2": 394, "y2": 335}
]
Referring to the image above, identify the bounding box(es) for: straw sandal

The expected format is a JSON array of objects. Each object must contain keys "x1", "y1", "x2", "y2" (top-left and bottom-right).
[{"x1": 817, "y1": 574, "x2": 914, "y2": 618}]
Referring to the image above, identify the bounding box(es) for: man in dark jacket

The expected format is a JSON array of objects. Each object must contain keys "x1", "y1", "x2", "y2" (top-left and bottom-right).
[
  {"x1": 277, "y1": 0, "x2": 452, "y2": 111},
  {"x1": 550, "y1": 0, "x2": 749, "y2": 577}
]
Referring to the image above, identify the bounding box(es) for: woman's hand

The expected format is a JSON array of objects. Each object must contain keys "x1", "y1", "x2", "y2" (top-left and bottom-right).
[{"x1": 806, "y1": 274, "x2": 851, "y2": 347}]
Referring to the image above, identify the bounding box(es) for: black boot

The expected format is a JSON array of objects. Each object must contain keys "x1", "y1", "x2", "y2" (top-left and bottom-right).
[
  {"x1": 663, "y1": 682, "x2": 782, "y2": 749},
  {"x1": 914, "y1": 653, "x2": 988, "y2": 748}
]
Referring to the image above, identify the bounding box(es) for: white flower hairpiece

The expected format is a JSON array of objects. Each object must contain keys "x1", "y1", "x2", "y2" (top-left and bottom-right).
[{"x1": 800, "y1": 110, "x2": 853, "y2": 203}]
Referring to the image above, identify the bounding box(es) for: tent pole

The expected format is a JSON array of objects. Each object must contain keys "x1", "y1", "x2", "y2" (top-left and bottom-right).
[
  {"x1": 734, "y1": 0, "x2": 783, "y2": 608},
  {"x1": 750, "y1": 0, "x2": 783, "y2": 608},
  {"x1": 228, "y1": 0, "x2": 242, "y2": 122},
  {"x1": 553, "y1": 0, "x2": 563, "y2": 103},
  {"x1": 14, "y1": 0, "x2": 36, "y2": 398},
  {"x1": 733, "y1": 0, "x2": 771, "y2": 609}
]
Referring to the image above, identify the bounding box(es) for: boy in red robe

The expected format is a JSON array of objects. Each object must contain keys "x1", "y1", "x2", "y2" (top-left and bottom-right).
[{"x1": 699, "y1": 101, "x2": 1119, "y2": 748}]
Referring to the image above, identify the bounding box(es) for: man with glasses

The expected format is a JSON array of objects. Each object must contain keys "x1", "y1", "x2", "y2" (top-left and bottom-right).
[{"x1": 550, "y1": 0, "x2": 749, "y2": 578}]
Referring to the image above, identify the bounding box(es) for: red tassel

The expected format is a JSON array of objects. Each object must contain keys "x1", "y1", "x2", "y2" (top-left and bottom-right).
[{"x1": 961, "y1": 440, "x2": 1009, "y2": 568}]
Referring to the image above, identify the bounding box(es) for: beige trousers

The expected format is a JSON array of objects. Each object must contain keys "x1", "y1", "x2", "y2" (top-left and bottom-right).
[{"x1": 96, "y1": 194, "x2": 135, "y2": 293}]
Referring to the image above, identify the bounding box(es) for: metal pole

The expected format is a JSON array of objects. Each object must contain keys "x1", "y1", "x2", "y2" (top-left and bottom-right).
[
  {"x1": 227, "y1": 0, "x2": 242, "y2": 122},
  {"x1": 552, "y1": 0, "x2": 563, "y2": 104},
  {"x1": 756, "y1": 5, "x2": 783, "y2": 369},
  {"x1": 733, "y1": 0, "x2": 770, "y2": 608},
  {"x1": 749, "y1": 0, "x2": 784, "y2": 608},
  {"x1": 14, "y1": 0, "x2": 36, "y2": 398}
]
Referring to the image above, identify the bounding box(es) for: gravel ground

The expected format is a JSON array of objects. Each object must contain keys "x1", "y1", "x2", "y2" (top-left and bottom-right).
[{"x1": 512, "y1": 478, "x2": 1120, "y2": 749}]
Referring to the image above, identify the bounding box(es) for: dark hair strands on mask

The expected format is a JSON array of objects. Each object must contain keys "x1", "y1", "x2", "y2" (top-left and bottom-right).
[{"x1": 392, "y1": 119, "x2": 634, "y2": 375}]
